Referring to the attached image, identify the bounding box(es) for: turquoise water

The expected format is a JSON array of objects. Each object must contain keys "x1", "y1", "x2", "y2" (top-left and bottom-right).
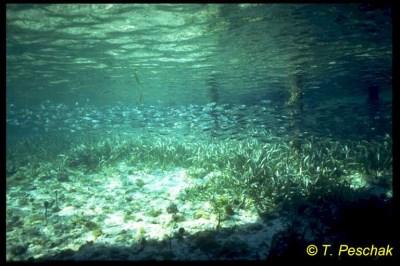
[{"x1": 6, "y1": 4, "x2": 393, "y2": 261}]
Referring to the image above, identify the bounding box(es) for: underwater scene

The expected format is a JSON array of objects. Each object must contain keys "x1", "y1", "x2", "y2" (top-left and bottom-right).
[{"x1": 6, "y1": 3, "x2": 394, "y2": 262}]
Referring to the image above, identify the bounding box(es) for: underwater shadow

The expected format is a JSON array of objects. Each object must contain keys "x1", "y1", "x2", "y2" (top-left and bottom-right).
[
  {"x1": 31, "y1": 185, "x2": 396, "y2": 263},
  {"x1": 266, "y1": 185, "x2": 397, "y2": 263}
]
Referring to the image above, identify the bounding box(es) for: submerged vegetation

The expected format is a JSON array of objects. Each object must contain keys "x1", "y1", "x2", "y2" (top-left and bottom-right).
[
  {"x1": 7, "y1": 133, "x2": 392, "y2": 216},
  {"x1": 6, "y1": 131, "x2": 392, "y2": 260}
]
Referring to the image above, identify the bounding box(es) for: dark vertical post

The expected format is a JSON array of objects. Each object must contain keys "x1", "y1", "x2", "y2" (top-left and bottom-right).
[
  {"x1": 206, "y1": 73, "x2": 220, "y2": 137},
  {"x1": 286, "y1": 71, "x2": 304, "y2": 154}
]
